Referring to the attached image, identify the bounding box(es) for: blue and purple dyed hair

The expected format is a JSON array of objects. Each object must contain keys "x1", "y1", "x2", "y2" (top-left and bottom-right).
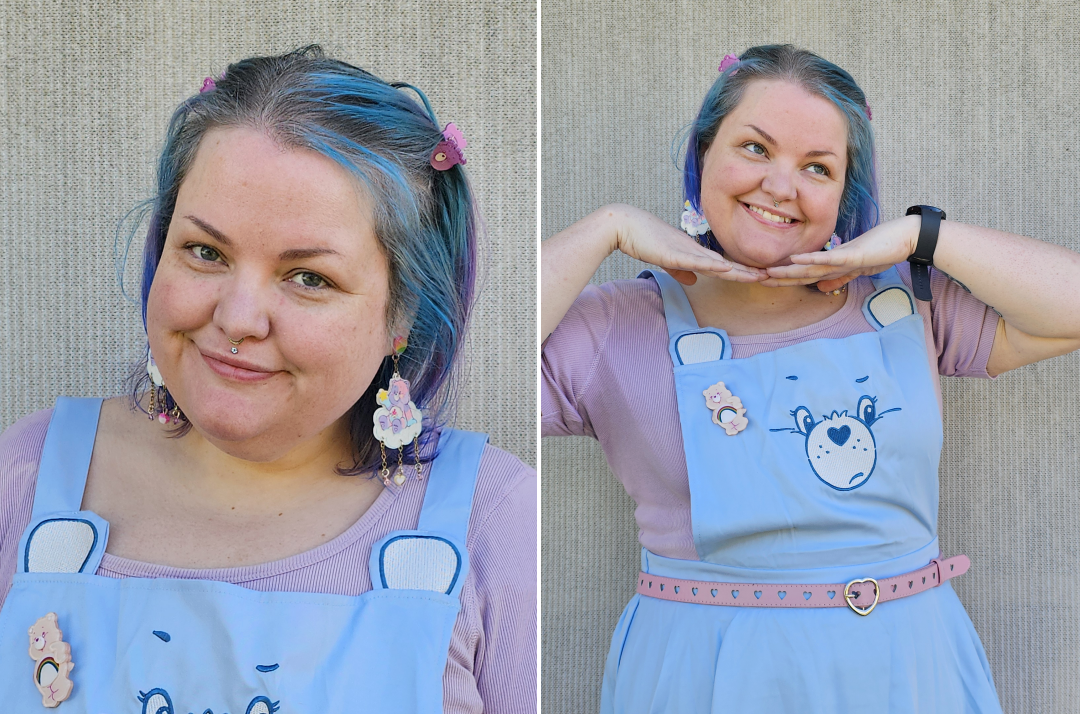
[
  {"x1": 681, "y1": 45, "x2": 880, "y2": 251},
  {"x1": 125, "y1": 45, "x2": 477, "y2": 473}
]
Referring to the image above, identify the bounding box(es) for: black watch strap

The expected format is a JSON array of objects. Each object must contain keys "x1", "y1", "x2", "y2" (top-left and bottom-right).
[{"x1": 905, "y1": 205, "x2": 946, "y2": 302}]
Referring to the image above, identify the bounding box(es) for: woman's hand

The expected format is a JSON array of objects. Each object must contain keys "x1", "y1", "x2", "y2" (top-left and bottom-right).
[
  {"x1": 542, "y1": 204, "x2": 766, "y2": 339},
  {"x1": 762, "y1": 215, "x2": 920, "y2": 292},
  {"x1": 608, "y1": 204, "x2": 767, "y2": 287}
]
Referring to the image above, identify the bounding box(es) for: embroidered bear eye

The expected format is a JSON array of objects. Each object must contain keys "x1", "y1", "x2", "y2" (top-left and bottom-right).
[
  {"x1": 793, "y1": 406, "x2": 815, "y2": 435},
  {"x1": 857, "y1": 396, "x2": 876, "y2": 425}
]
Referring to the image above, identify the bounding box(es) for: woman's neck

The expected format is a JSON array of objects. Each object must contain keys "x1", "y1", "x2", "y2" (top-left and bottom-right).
[{"x1": 682, "y1": 273, "x2": 847, "y2": 337}]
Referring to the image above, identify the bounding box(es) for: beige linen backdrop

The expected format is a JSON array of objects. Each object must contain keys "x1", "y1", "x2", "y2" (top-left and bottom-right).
[
  {"x1": 0, "y1": 1, "x2": 536, "y2": 466},
  {"x1": 542, "y1": 1, "x2": 1080, "y2": 712}
]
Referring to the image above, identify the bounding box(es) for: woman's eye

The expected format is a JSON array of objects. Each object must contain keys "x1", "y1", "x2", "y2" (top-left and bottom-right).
[
  {"x1": 742, "y1": 142, "x2": 766, "y2": 156},
  {"x1": 807, "y1": 164, "x2": 829, "y2": 176},
  {"x1": 288, "y1": 271, "x2": 329, "y2": 289},
  {"x1": 190, "y1": 244, "x2": 222, "y2": 262}
]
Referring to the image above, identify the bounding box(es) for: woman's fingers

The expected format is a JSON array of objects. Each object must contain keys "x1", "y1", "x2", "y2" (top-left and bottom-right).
[
  {"x1": 660, "y1": 247, "x2": 768, "y2": 283},
  {"x1": 761, "y1": 264, "x2": 893, "y2": 287}
]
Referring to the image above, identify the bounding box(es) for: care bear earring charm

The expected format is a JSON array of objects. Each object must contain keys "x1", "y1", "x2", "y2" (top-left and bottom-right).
[{"x1": 372, "y1": 336, "x2": 424, "y2": 486}]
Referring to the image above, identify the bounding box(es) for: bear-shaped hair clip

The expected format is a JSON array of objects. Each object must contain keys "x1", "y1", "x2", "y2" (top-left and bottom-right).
[{"x1": 28, "y1": 612, "x2": 74, "y2": 707}]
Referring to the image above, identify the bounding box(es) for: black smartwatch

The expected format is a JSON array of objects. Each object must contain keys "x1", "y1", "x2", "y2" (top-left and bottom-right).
[{"x1": 904, "y1": 205, "x2": 946, "y2": 302}]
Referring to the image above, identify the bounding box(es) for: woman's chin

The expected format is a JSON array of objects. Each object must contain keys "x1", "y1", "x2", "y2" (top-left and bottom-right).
[{"x1": 181, "y1": 399, "x2": 290, "y2": 454}]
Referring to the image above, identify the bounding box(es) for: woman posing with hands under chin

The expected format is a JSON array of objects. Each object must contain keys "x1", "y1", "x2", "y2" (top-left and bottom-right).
[{"x1": 542, "y1": 45, "x2": 1080, "y2": 713}]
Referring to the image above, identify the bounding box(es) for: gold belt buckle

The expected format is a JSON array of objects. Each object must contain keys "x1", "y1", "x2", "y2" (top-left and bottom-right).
[{"x1": 844, "y1": 577, "x2": 879, "y2": 616}]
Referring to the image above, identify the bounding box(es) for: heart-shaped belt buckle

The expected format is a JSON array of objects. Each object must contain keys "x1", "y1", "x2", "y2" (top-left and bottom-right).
[{"x1": 844, "y1": 577, "x2": 879, "y2": 616}]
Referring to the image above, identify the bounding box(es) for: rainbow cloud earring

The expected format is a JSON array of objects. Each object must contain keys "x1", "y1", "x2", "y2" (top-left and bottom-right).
[
  {"x1": 371, "y1": 336, "x2": 424, "y2": 486},
  {"x1": 146, "y1": 348, "x2": 183, "y2": 425}
]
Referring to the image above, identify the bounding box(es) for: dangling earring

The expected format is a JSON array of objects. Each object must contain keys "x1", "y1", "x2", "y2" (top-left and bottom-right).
[
  {"x1": 146, "y1": 347, "x2": 183, "y2": 425},
  {"x1": 680, "y1": 200, "x2": 711, "y2": 237},
  {"x1": 371, "y1": 336, "x2": 424, "y2": 487},
  {"x1": 821, "y1": 233, "x2": 847, "y2": 296}
]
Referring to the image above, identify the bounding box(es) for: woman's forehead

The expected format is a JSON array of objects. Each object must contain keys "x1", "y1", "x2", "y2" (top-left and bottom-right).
[
  {"x1": 722, "y1": 80, "x2": 848, "y2": 152},
  {"x1": 174, "y1": 126, "x2": 377, "y2": 256}
]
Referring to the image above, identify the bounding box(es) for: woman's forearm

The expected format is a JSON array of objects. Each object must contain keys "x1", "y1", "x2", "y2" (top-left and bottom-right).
[
  {"x1": 541, "y1": 208, "x2": 619, "y2": 341},
  {"x1": 932, "y1": 219, "x2": 1080, "y2": 340}
]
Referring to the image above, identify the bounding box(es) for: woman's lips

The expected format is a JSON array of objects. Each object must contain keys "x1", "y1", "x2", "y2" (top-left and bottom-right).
[
  {"x1": 201, "y1": 351, "x2": 280, "y2": 383},
  {"x1": 741, "y1": 202, "x2": 800, "y2": 229}
]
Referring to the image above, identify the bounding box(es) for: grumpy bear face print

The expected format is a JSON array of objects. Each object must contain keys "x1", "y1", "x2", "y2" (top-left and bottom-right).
[{"x1": 773, "y1": 395, "x2": 901, "y2": 491}]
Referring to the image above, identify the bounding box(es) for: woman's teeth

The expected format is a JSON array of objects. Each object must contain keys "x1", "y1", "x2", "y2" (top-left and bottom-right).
[{"x1": 746, "y1": 204, "x2": 793, "y2": 224}]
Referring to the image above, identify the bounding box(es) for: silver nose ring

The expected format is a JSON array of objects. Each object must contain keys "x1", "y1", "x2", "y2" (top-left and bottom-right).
[
  {"x1": 228, "y1": 337, "x2": 244, "y2": 354},
  {"x1": 773, "y1": 200, "x2": 780, "y2": 208}
]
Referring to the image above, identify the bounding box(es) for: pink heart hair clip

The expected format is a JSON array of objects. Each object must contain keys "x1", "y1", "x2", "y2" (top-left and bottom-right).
[{"x1": 430, "y1": 122, "x2": 467, "y2": 171}]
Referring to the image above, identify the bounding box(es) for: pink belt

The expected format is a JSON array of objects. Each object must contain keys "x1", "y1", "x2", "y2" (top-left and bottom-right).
[{"x1": 636, "y1": 554, "x2": 970, "y2": 616}]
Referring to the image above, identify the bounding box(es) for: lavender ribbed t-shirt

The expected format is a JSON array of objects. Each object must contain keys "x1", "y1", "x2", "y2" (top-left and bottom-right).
[
  {"x1": 0, "y1": 408, "x2": 536, "y2": 714},
  {"x1": 542, "y1": 263, "x2": 999, "y2": 561}
]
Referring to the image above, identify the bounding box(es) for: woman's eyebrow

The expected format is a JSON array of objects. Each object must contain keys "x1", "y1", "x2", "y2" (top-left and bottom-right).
[
  {"x1": 747, "y1": 124, "x2": 777, "y2": 145},
  {"x1": 185, "y1": 214, "x2": 340, "y2": 261},
  {"x1": 745, "y1": 126, "x2": 837, "y2": 159},
  {"x1": 186, "y1": 214, "x2": 232, "y2": 245}
]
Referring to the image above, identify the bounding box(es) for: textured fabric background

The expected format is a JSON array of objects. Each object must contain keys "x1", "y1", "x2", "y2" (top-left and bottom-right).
[
  {"x1": 541, "y1": 1, "x2": 1080, "y2": 712},
  {"x1": 0, "y1": 0, "x2": 536, "y2": 466}
]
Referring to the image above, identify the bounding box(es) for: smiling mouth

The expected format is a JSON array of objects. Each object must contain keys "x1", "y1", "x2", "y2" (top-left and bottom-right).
[{"x1": 742, "y1": 202, "x2": 798, "y2": 225}]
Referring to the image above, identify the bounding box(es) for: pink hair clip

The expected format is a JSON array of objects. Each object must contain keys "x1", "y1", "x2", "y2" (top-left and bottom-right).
[
  {"x1": 718, "y1": 54, "x2": 741, "y2": 73},
  {"x1": 430, "y1": 122, "x2": 467, "y2": 171},
  {"x1": 200, "y1": 77, "x2": 216, "y2": 93}
]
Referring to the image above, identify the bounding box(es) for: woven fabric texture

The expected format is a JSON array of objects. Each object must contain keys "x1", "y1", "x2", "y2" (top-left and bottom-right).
[
  {"x1": 0, "y1": 0, "x2": 536, "y2": 466},
  {"x1": 541, "y1": 1, "x2": 1080, "y2": 712}
]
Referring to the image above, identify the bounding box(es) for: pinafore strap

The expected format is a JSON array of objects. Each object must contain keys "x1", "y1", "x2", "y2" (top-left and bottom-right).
[
  {"x1": 863, "y1": 266, "x2": 917, "y2": 330},
  {"x1": 31, "y1": 397, "x2": 103, "y2": 519},
  {"x1": 416, "y1": 428, "x2": 487, "y2": 545},
  {"x1": 640, "y1": 269, "x2": 731, "y2": 365},
  {"x1": 639, "y1": 269, "x2": 700, "y2": 336}
]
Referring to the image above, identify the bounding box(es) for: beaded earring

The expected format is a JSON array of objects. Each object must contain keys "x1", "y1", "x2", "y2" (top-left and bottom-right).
[
  {"x1": 146, "y1": 348, "x2": 183, "y2": 425},
  {"x1": 372, "y1": 336, "x2": 424, "y2": 486}
]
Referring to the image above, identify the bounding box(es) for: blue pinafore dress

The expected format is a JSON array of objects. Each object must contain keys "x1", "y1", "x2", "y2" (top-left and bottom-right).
[
  {"x1": 0, "y1": 397, "x2": 487, "y2": 713},
  {"x1": 601, "y1": 269, "x2": 1002, "y2": 713}
]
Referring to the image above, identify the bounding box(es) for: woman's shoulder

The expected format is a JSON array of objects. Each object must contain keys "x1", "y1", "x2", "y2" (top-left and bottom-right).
[
  {"x1": 0, "y1": 407, "x2": 53, "y2": 498},
  {"x1": 548, "y1": 276, "x2": 665, "y2": 353},
  {"x1": 467, "y1": 441, "x2": 535, "y2": 546},
  {"x1": 0, "y1": 407, "x2": 54, "y2": 600}
]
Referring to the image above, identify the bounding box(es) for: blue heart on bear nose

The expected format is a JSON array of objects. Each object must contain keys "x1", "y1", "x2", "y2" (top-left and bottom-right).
[{"x1": 827, "y1": 425, "x2": 851, "y2": 446}]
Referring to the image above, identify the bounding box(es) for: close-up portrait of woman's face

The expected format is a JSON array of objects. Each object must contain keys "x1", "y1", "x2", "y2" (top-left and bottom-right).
[
  {"x1": 0, "y1": 5, "x2": 536, "y2": 712},
  {"x1": 148, "y1": 127, "x2": 391, "y2": 460},
  {"x1": 699, "y1": 80, "x2": 848, "y2": 267}
]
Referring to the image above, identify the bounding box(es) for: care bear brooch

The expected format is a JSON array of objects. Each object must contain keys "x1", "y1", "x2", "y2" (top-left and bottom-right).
[
  {"x1": 703, "y1": 382, "x2": 748, "y2": 435},
  {"x1": 772, "y1": 395, "x2": 900, "y2": 491},
  {"x1": 28, "y1": 612, "x2": 74, "y2": 707}
]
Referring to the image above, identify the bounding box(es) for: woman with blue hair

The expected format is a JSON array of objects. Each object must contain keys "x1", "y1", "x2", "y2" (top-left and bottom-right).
[
  {"x1": 0, "y1": 46, "x2": 535, "y2": 712},
  {"x1": 543, "y1": 44, "x2": 1080, "y2": 711}
]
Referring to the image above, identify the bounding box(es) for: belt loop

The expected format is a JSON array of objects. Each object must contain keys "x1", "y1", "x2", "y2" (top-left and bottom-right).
[{"x1": 930, "y1": 558, "x2": 943, "y2": 587}]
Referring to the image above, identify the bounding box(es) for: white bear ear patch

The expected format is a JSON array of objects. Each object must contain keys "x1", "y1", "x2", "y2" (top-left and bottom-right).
[
  {"x1": 674, "y1": 331, "x2": 726, "y2": 365},
  {"x1": 25, "y1": 519, "x2": 97, "y2": 574},
  {"x1": 379, "y1": 536, "x2": 461, "y2": 594},
  {"x1": 866, "y1": 287, "x2": 914, "y2": 328}
]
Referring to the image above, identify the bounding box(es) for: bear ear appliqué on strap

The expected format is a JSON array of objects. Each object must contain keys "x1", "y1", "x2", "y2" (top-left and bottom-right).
[
  {"x1": 378, "y1": 535, "x2": 463, "y2": 595},
  {"x1": 864, "y1": 287, "x2": 915, "y2": 328},
  {"x1": 23, "y1": 517, "x2": 103, "y2": 574},
  {"x1": 673, "y1": 331, "x2": 727, "y2": 365}
]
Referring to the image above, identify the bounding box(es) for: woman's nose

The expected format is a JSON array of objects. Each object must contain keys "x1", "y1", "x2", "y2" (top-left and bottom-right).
[
  {"x1": 761, "y1": 163, "x2": 798, "y2": 204},
  {"x1": 213, "y1": 273, "x2": 271, "y2": 343}
]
